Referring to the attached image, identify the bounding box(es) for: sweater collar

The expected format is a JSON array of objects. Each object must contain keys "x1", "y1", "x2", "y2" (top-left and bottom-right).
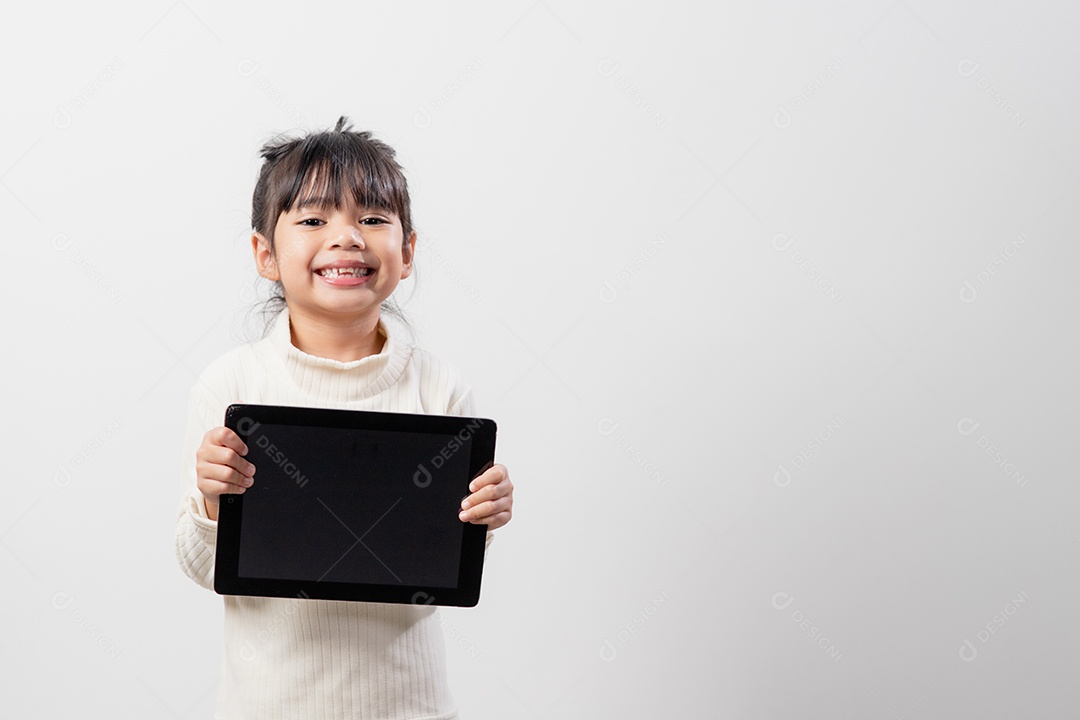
[{"x1": 260, "y1": 305, "x2": 413, "y2": 404}]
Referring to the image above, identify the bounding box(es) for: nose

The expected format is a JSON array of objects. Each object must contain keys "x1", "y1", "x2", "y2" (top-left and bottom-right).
[{"x1": 330, "y1": 224, "x2": 365, "y2": 250}]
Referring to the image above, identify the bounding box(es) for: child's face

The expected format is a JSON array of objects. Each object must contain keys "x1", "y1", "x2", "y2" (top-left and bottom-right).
[{"x1": 252, "y1": 195, "x2": 415, "y2": 323}]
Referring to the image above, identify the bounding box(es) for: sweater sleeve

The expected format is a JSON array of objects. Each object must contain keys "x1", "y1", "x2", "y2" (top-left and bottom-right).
[{"x1": 173, "y1": 375, "x2": 228, "y2": 591}]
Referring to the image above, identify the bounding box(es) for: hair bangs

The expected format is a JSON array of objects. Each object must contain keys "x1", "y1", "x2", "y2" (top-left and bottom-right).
[{"x1": 276, "y1": 136, "x2": 404, "y2": 221}]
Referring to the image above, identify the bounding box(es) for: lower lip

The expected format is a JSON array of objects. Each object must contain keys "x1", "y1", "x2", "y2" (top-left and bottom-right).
[{"x1": 316, "y1": 270, "x2": 374, "y2": 286}]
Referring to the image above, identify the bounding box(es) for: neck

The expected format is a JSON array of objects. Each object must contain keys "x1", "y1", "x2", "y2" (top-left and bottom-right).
[{"x1": 285, "y1": 305, "x2": 385, "y2": 362}]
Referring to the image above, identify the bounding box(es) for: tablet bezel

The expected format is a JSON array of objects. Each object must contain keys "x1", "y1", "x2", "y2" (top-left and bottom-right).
[{"x1": 213, "y1": 403, "x2": 495, "y2": 607}]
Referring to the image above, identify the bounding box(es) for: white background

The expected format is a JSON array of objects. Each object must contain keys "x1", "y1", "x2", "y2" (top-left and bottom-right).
[{"x1": 3, "y1": 1, "x2": 1078, "y2": 717}]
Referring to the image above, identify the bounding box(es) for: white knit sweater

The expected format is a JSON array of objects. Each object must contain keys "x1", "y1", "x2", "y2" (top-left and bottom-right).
[{"x1": 174, "y1": 305, "x2": 494, "y2": 719}]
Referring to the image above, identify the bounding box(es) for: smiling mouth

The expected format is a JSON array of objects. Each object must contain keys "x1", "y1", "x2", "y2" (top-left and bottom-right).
[{"x1": 316, "y1": 267, "x2": 374, "y2": 278}]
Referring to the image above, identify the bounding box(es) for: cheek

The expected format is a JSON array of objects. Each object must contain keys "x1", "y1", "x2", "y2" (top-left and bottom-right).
[{"x1": 275, "y1": 238, "x2": 313, "y2": 270}]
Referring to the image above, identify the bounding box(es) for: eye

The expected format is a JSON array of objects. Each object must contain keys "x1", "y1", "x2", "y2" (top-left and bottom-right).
[
  {"x1": 298, "y1": 218, "x2": 324, "y2": 227},
  {"x1": 360, "y1": 217, "x2": 387, "y2": 225}
]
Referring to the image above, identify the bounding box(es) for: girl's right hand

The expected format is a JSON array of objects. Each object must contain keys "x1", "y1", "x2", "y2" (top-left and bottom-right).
[{"x1": 196, "y1": 426, "x2": 256, "y2": 521}]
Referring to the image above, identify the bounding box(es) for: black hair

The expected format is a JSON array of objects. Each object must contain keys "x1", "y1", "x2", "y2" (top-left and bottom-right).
[{"x1": 246, "y1": 116, "x2": 417, "y2": 338}]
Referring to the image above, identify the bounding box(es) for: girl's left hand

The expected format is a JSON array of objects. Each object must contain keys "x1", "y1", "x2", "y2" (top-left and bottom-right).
[{"x1": 459, "y1": 463, "x2": 513, "y2": 530}]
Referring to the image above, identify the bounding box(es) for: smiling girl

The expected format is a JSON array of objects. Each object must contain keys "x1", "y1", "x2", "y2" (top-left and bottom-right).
[{"x1": 173, "y1": 116, "x2": 513, "y2": 719}]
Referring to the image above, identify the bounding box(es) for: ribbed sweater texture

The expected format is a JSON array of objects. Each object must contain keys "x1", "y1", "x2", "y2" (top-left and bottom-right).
[{"x1": 173, "y1": 306, "x2": 493, "y2": 719}]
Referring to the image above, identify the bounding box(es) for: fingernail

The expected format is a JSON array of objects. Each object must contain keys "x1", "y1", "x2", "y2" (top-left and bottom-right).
[
  {"x1": 459, "y1": 511, "x2": 469, "y2": 521},
  {"x1": 461, "y1": 500, "x2": 470, "y2": 509}
]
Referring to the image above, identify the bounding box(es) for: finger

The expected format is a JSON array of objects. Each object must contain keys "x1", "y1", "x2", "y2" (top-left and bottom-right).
[
  {"x1": 467, "y1": 463, "x2": 507, "y2": 493},
  {"x1": 197, "y1": 475, "x2": 247, "y2": 502},
  {"x1": 209, "y1": 444, "x2": 256, "y2": 478},
  {"x1": 460, "y1": 481, "x2": 508, "y2": 511},
  {"x1": 459, "y1": 498, "x2": 509, "y2": 522},
  {"x1": 211, "y1": 426, "x2": 250, "y2": 458},
  {"x1": 198, "y1": 446, "x2": 254, "y2": 484},
  {"x1": 469, "y1": 510, "x2": 510, "y2": 530},
  {"x1": 200, "y1": 459, "x2": 254, "y2": 490}
]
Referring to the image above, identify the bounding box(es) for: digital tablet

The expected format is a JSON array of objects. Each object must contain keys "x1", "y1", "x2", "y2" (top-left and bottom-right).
[{"x1": 213, "y1": 403, "x2": 496, "y2": 607}]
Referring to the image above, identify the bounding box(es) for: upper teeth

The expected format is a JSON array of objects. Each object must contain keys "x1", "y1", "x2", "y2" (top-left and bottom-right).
[{"x1": 320, "y1": 267, "x2": 369, "y2": 277}]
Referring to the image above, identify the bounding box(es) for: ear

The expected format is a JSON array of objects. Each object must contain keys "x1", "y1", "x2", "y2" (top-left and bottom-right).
[
  {"x1": 400, "y1": 230, "x2": 417, "y2": 280},
  {"x1": 252, "y1": 231, "x2": 280, "y2": 281}
]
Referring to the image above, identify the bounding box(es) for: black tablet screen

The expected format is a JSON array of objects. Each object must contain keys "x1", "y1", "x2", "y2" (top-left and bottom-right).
[{"x1": 236, "y1": 422, "x2": 472, "y2": 589}]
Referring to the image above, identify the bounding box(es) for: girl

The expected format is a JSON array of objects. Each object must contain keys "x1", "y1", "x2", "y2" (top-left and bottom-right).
[{"x1": 173, "y1": 116, "x2": 513, "y2": 719}]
